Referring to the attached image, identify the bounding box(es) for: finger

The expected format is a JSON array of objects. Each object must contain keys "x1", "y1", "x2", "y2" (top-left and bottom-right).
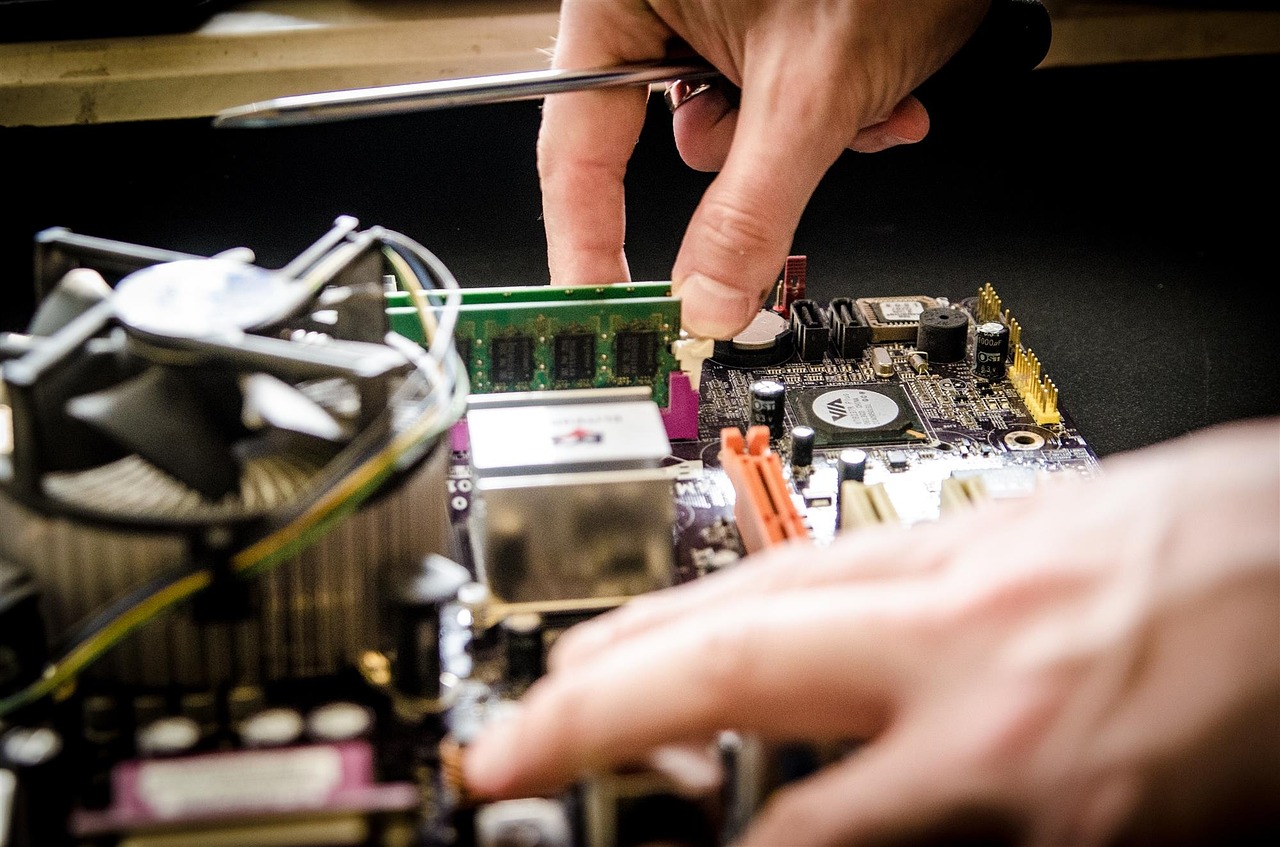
[
  {"x1": 539, "y1": 88, "x2": 647, "y2": 286},
  {"x1": 671, "y1": 82, "x2": 738, "y2": 172},
  {"x1": 673, "y1": 92, "x2": 931, "y2": 169},
  {"x1": 848, "y1": 95, "x2": 932, "y2": 154},
  {"x1": 538, "y1": 7, "x2": 670, "y2": 287},
  {"x1": 737, "y1": 729, "x2": 1019, "y2": 847},
  {"x1": 549, "y1": 507, "x2": 991, "y2": 673},
  {"x1": 671, "y1": 59, "x2": 859, "y2": 339},
  {"x1": 464, "y1": 585, "x2": 917, "y2": 798}
]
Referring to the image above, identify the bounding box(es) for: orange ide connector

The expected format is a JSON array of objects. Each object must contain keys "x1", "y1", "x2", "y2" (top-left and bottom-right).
[{"x1": 718, "y1": 425, "x2": 809, "y2": 554}]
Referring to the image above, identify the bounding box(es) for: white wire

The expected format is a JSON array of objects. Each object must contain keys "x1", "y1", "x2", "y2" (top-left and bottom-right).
[{"x1": 372, "y1": 227, "x2": 464, "y2": 366}]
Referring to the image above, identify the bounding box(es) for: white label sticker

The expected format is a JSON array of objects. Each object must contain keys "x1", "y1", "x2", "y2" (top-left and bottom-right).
[
  {"x1": 811, "y1": 389, "x2": 900, "y2": 430},
  {"x1": 877, "y1": 301, "x2": 925, "y2": 322}
]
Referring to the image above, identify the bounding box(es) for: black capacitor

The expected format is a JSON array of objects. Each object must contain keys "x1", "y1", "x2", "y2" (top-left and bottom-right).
[
  {"x1": 394, "y1": 553, "x2": 471, "y2": 699},
  {"x1": 81, "y1": 696, "x2": 123, "y2": 810},
  {"x1": 837, "y1": 448, "x2": 868, "y2": 484},
  {"x1": 915, "y1": 307, "x2": 969, "y2": 364},
  {"x1": 790, "y1": 425, "x2": 815, "y2": 469},
  {"x1": 835, "y1": 448, "x2": 868, "y2": 531},
  {"x1": 749, "y1": 379, "x2": 787, "y2": 439},
  {"x1": 973, "y1": 320, "x2": 1010, "y2": 380},
  {"x1": 501, "y1": 612, "x2": 545, "y2": 687},
  {"x1": 1, "y1": 726, "x2": 71, "y2": 846}
]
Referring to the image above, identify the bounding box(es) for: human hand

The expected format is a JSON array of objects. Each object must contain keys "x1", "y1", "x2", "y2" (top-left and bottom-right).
[
  {"x1": 538, "y1": 0, "x2": 993, "y2": 339},
  {"x1": 464, "y1": 416, "x2": 1280, "y2": 845}
]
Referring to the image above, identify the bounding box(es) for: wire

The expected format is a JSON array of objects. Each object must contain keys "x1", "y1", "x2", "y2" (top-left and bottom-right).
[
  {"x1": 0, "y1": 570, "x2": 212, "y2": 718},
  {"x1": 0, "y1": 225, "x2": 471, "y2": 721},
  {"x1": 373, "y1": 228, "x2": 463, "y2": 365},
  {"x1": 383, "y1": 245, "x2": 439, "y2": 347}
]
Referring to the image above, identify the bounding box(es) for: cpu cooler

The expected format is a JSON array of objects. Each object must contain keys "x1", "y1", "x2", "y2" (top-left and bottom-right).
[{"x1": 0, "y1": 216, "x2": 468, "y2": 702}]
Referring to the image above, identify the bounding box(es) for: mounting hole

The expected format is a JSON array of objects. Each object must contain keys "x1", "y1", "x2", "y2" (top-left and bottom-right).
[{"x1": 1004, "y1": 430, "x2": 1045, "y2": 451}]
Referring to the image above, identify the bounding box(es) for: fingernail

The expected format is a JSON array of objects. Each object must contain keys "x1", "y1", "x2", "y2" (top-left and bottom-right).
[
  {"x1": 675, "y1": 273, "x2": 756, "y2": 339},
  {"x1": 462, "y1": 704, "x2": 523, "y2": 791},
  {"x1": 664, "y1": 79, "x2": 713, "y2": 113}
]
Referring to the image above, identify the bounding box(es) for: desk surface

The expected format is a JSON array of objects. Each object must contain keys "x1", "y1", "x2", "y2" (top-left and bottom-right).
[{"x1": 2, "y1": 0, "x2": 1280, "y2": 127}]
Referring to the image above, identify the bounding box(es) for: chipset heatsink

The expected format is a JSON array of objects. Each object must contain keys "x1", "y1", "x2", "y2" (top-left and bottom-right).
[{"x1": 790, "y1": 383, "x2": 926, "y2": 447}]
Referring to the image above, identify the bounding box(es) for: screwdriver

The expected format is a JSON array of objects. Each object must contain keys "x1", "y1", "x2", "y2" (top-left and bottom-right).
[{"x1": 214, "y1": 0, "x2": 1050, "y2": 129}]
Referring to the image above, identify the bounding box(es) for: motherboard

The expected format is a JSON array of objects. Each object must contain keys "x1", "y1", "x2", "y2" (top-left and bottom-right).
[{"x1": 0, "y1": 221, "x2": 1100, "y2": 846}]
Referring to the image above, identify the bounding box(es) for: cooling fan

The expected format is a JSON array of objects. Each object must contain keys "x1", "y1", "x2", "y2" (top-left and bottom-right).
[
  {"x1": 0, "y1": 216, "x2": 467, "y2": 707},
  {"x1": 4, "y1": 217, "x2": 442, "y2": 520}
]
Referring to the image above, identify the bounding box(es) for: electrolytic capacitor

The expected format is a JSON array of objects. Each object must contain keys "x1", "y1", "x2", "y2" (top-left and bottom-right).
[
  {"x1": 837, "y1": 448, "x2": 868, "y2": 484},
  {"x1": 835, "y1": 448, "x2": 868, "y2": 531},
  {"x1": 974, "y1": 320, "x2": 1011, "y2": 380},
  {"x1": 749, "y1": 379, "x2": 787, "y2": 438},
  {"x1": 307, "y1": 702, "x2": 374, "y2": 743},
  {"x1": 790, "y1": 425, "x2": 815, "y2": 470},
  {"x1": 394, "y1": 554, "x2": 472, "y2": 701},
  {"x1": 239, "y1": 708, "x2": 304, "y2": 749},
  {"x1": 1, "y1": 726, "x2": 70, "y2": 845},
  {"x1": 136, "y1": 716, "x2": 201, "y2": 758},
  {"x1": 501, "y1": 612, "x2": 545, "y2": 688}
]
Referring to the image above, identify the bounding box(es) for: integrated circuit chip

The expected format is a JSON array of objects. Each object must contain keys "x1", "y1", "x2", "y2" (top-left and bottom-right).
[
  {"x1": 553, "y1": 333, "x2": 597, "y2": 384},
  {"x1": 790, "y1": 383, "x2": 925, "y2": 447},
  {"x1": 854, "y1": 295, "x2": 939, "y2": 342},
  {"x1": 489, "y1": 334, "x2": 534, "y2": 385},
  {"x1": 615, "y1": 331, "x2": 659, "y2": 378}
]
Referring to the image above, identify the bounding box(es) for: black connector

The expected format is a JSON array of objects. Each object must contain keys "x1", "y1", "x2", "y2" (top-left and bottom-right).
[
  {"x1": 827, "y1": 297, "x2": 871, "y2": 359},
  {"x1": 790, "y1": 299, "x2": 830, "y2": 363}
]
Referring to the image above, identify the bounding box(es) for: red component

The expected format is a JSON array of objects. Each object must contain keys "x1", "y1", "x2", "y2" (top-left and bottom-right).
[
  {"x1": 773, "y1": 255, "x2": 807, "y2": 319},
  {"x1": 718, "y1": 425, "x2": 810, "y2": 554}
]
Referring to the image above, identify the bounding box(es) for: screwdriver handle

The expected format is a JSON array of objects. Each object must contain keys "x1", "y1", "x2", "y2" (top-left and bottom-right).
[{"x1": 924, "y1": 0, "x2": 1052, "y2": 92}]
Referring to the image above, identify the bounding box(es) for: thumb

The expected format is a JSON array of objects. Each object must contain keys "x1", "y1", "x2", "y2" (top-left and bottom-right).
[{"x1": 672, "y1": 64, "x2": 850, "y2": 339}]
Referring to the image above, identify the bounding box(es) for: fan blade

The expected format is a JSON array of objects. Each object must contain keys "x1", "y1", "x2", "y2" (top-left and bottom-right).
[
  {"x1": 27, "y1": 268, "x2": 114, "y2": 337},
  {"x1": 65, "y1": 366, "x2": 242, "y2": 500},
  {"x1": 240, "y1": 372, "x2": 349, "y2": 441},
  {"x1": 183, "y1": 333, "x2": 411, "y2": 382}
]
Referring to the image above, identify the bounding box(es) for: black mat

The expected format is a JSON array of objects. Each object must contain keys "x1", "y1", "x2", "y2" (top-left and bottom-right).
[{"x1": 2, "y1": 53, "x2": 1276, "y2": 458}]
